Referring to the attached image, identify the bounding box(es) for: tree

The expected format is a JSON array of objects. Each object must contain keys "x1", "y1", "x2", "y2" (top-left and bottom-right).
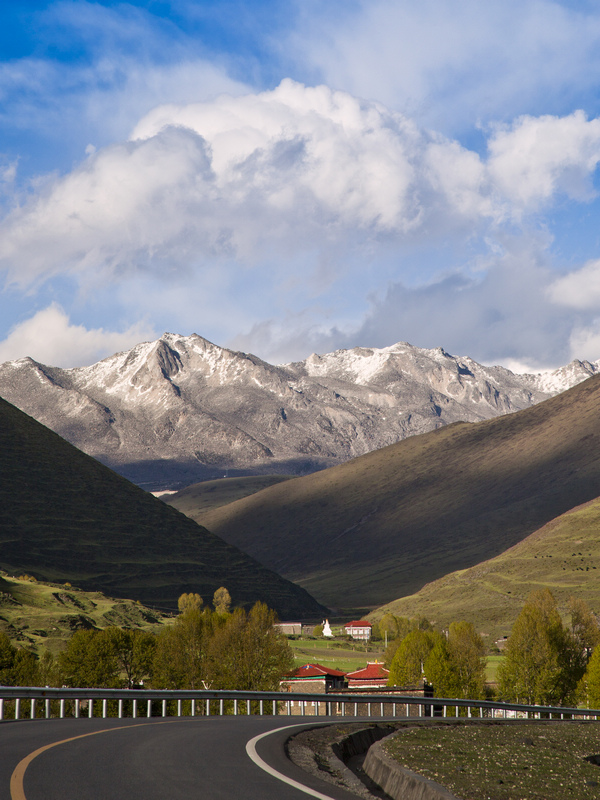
[
  {"x1": 152, "y1": 603, "x2": 220, "y2": 689},
  {"x1": 178, "y1": 593, "x2": 203, "y2": 614},
  {"x1": 569, "y1": 597, "x2": 600, "y2": 657},
  {"x1": 106, "y1": 628, "x2": 156, "y2": 687},
  {"x1": 0, "y1": 632, "x2": 39, "y2": 686},
  {"x1": 59, "y1": 629, "x2": 120, "y2": 688},
  {"x1": 498, "y1": 589, "x2": 582, "y2": 706},
  {"x1": 213, "y1": 587, "x2": 232, "y2": 615},
  {"x1": 388, "y1": 629, "x2": 441, "y2": 686},
  {"x1": 312, "y1": 624, "x2": 324, "y2": 637},
  {"x1": 581, "y1": 645, "x2": 600, "y2": 708},
  {"x1": 424, "y1": 622, "x2": 486, "y2": 699},
  {"x1": 206, "y1": 602, "x2": 294, "y2": 691}
]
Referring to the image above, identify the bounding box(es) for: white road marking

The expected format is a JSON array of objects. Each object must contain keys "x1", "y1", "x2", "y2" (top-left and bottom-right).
[{"x1": 246, "y1": 723, "x2": 342, "y2": 800}]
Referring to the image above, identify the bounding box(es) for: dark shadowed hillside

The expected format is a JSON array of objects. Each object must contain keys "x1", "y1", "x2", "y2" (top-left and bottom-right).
[
  {"x1": 192, "y1": 375, "x2": 600, "y2": 611},
  {"x1": 0, "y1": 396, "x2": 326, "y2": 618}
]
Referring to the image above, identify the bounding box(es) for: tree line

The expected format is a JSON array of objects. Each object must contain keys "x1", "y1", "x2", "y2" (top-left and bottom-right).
[
  {"x1": 0, "y1": 589, "x2": 294, "y2": 692},
  {"x1": 382, "y1": 589, "x2": 600, "y2": 708}
]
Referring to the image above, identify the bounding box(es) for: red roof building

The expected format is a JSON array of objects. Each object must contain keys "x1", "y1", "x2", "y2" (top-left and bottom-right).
[
  {"x1": 346, "y1": 661, "x2": 390, "y2": 688},
  {"x1": 344, "y1": 620, "x2": 372, "y2": 641},
  {"x1": 280, "y1": 663, "x2": 347, "y2": 693}
]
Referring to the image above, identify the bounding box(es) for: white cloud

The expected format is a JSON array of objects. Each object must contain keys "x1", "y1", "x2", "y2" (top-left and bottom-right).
[
  {"x1": 0, "y1": 305, "x2": 156, "y2": 367},
  {"x1": 548, "y1": 258, "x2": 600, "y2": 309},
  {"x1": 290, "y1": 0, "x2": 600, "y2": 134},
  {"x1": 487, "y1": 111, "x2": 600, "y2": 210}
]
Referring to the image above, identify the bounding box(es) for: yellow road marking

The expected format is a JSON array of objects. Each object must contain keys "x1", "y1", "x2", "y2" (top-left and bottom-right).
[{"x1": 10, "y1": 720, "x2": 178, "y2": 800}]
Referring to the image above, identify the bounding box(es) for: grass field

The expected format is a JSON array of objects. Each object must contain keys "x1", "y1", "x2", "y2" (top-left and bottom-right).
[
  {"x1": 384, "y1": 720, "x2": 600, "y2": 799},
  {"x1": 289, "y1": 639, "x2": 386, "y2": 672},
  {"x1": 0, "y1": 572, "x2": 169, "y2": 656}
]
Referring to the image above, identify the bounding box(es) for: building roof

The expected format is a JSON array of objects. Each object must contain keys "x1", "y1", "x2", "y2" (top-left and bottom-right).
[
  {"x1": 287, "y1": 663, "x2": 347, "y2": 679},
  {"x1": 346, "y1": 662, "x2": 390, "y2": 680},
  {"x1": 344, "y1": 620, "x2": 372, "y2": 628}
]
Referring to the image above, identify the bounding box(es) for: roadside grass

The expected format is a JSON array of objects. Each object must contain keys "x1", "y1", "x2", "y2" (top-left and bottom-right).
[{"x1": 383, "y1": 720, "x2": 600, "y2": 800}]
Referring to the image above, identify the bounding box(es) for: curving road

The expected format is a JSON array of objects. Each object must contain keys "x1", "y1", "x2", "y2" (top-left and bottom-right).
[{"x1": 0, "y1": 716, "x2": 365, "y2": 800}]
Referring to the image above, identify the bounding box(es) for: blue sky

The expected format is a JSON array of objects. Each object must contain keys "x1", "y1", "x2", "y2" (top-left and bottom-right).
[{"x1": 3, "y1": 0, "x2": 600, "y2": 369}]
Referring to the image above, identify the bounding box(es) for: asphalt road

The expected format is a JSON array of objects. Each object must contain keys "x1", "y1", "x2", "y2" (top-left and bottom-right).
[{"x1": 0, "y1": 716, "x2": 366, "y2": 800}]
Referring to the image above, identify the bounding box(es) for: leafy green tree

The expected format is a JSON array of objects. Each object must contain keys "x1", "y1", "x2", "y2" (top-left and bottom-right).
[
  {"x1": 213, "y1": 587, "x2": 232, "y2": 615},
  {"x1": 581, "y1": 645, "x2": 600, "y2": 708},
  {"x1": 388, "y1": 629, "x2": 441, "y2": 686},
  {"x1": 0, "y1": 632, "x2": 39, "y2": 686},
  {"x1": 106, "y1": 628, "x2": 156, "y2": 687},
  {"x1": 59, "y1": 629, "x2": 120, "y2": 688},
  {"x1": 569, "y1": 597, "x2": 600, "y2": 656},
  {"x1": 498, "y1": 589, "x2": 582, "y2": 706},
  {"x1": 152, "y1": 602, "x2": 219, "y2": 689},
  {"x1": 178, "y1": 593, "x2": 203, "y2": 613},
  {"x1": 312, "y1": 624, "x2": 324, "y2": 637},
  {"x1": 206, "y1": 602, "x2": 294, "y2": 691},
  {"x1": 424, "y1": 622, "x2": 486, "y2": 699}
]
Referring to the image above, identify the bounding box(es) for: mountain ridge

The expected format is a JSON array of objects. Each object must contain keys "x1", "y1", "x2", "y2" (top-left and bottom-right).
[{"x1": 1, "y1": 332, "x2": 598, "y2": 489}]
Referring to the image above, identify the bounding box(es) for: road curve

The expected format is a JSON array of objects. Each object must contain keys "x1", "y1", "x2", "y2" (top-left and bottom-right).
[{"x1": 0, "y1": 716, "x2": 364, "y2": 800}]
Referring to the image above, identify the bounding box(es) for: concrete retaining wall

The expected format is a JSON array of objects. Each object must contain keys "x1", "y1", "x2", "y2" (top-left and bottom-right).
[{"x1": 362, "y1": 734, "x2": 459, "y2": 800}]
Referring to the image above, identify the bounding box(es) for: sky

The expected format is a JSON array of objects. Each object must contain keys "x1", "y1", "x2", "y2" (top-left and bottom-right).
[{"x1": 3, "y1": 1, "x2": 600, "y2": 370}]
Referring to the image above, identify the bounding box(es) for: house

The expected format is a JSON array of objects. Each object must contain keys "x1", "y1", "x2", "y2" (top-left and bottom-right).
[
  {"x1": 273, "y1": 622, "x2": 303, "y2": 636},
  {"x1": 280, "y1": 663, "x2": 347, "y2": 694},
  {"x1": 346, "y1": 661, "x2": 389, "y2": 688},
  {"x1": 344, "y1": 620, "x2": 372, "y2": 641}
]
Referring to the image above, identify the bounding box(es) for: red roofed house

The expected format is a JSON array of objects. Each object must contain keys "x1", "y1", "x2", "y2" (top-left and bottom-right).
[
  {"x1": 344, "y1": 620, "x2": 372, "y2": 641},
  {"x1": 280, "y1": 663, "x2": 347, "y2": 693},
  {"x1": 346, "y1": 661, "x2": 389, "y2": 689}
]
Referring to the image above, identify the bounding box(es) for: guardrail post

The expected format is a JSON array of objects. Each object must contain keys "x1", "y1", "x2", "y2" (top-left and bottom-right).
[
  {"x1": 30, "y1": 698, "x2": 35, "y2": 719},
  {"x1": 74, "y1": 699, "x2": 79, "y2": 719},
  {"x1": 354, "y1": 701, "x2": 358, "y2": 716},
  {"x1": 44, "y1": 698, "x2": 50, "y2": 718},
  {"x1": 273, "y1": 699, "x2": 277, "y2": 716},
  {"x1": 118, "y1": 698, "x2": 123, "y2": 719},
  {"x1": 162, "y1": 699, "x2": 167, "y2": 718},
  {"x1": 220, "y1": 698, "x2": 224, "y2": 716},
  {"x1": 60, "y1": 698, "x2": 65, "y2": 719},
  {"x1": 259, "y1": 700, "x2": 264, "y2": 716},
  {"x1": 246, "y1": 699, "x2": 250, "y2": 716},
  {"x1": 147, "y1": 700, "x2": 152, "y2": 718},
  {"x1": 177, "y1": 699, "x2": 182, "y2": 717},
  {"x1": 207, "y1": 699, "x2": 211, "y2": 716},
  {"x1": 102, "y1": 699, "x2": 107, "y2": 719},
  {"x1": 191, "y1": 699, "x2": 195, "y2": 717},
  {"x1": 0, "y1": 698, "x2": 4, "y2": 721},
  {"x1": 132, "y1": 699, "x2": 138, "y2": 719},
  {"x1": 89, "y1": 699, "x2": 93, "y2": 718},
  {"x1": 234, "y1": 699, "x2": 238, "y2": 715}
]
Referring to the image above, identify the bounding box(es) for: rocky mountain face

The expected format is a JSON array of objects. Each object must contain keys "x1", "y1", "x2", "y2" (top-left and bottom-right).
[{"x1": 0, "y1": 333, "x2": 597, "y2": 489}]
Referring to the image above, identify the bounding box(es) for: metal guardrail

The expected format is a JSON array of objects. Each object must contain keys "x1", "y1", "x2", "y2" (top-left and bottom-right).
[{"x1": 0, "y1": 686, "x2": 599, "y2": 722}]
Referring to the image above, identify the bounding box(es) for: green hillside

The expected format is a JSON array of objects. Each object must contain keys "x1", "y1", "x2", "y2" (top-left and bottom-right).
[
  {"x1": 0, "y1": 572, "x2": 168, "y2": 656},
  {"x1": 195, "y1": 374, "x2": 600, "y2": 611},
  {"x1": 372, "y1": 497, "x2": 600, "y2": 641},
  {"x1": 0, "y1": 396, "x2": 326, "y2": 619},
  {"x1": 166, "y1": 475, "x2": 291, "y2": 516}
]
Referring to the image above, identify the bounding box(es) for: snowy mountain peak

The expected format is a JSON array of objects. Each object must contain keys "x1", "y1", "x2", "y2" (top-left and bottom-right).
[{"x1": 1, "y1": 333, "x2": 598, "y2": 489}]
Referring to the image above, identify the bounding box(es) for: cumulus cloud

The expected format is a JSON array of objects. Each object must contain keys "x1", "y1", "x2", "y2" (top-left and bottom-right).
[
  {"x1": 0, "y1": 305, "x2": 156, "y2": 367},
  {"x1": 290, "y1": 0, "x2": 600, "y2": 134},
  {"x1": 548, "y1": 258, "x2": 600, "y2": 309}
]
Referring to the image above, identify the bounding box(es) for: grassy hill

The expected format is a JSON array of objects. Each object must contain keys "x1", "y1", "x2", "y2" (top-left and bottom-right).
[
  {"x1": 0, "y1": 396, "x2": 326, "y2": 619},
  {"x1": 166, "y1": 475, "x2": 292, "y2": 516},
  {"x1": 193, "y1": 374, "x2": 600, "y2": 611},
  {"x1": 0, "y1": 572, "x2": 168, "y2": 656},
  {"x1": 371, "y1": 497, "x2": 600, "y2": 641}
]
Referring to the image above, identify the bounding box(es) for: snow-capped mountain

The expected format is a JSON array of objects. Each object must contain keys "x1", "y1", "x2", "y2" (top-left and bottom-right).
[{"x1": 0, "y1": 333, "x2": 597, "y2": 489}]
